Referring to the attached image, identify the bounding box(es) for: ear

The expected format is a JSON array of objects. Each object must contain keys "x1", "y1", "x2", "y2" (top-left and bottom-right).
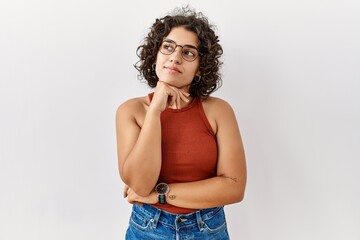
[{"x1": 195, "y1": 69, "x2": 201, "y2": 77}]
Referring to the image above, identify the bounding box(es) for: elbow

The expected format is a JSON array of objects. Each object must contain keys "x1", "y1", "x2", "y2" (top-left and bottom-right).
[
  {"x1": 222, "y1": 176, "x2": 246, "y2": 204},
  {"x1": 132, "y1": 186, "x2": 154, "y2": 197},
  {"x1": 121, "y1": 174, "x2": 155, "y2": 197},
  {"x1": 234, "y1": 191, "x2": 245, "y2": 203},
  {"x1": 228, "y1": 191, "x2": 244, "y2": 205},
  {"x1": 229, "y1": 185, "x2": 246, "y2": 204},
  {"x1": 119, "y1": 159, "x2": 159, "y2": 197}
]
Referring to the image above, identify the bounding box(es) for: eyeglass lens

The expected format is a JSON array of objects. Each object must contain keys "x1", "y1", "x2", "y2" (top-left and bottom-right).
[{"x1": 160, "y1": 40, "x2": 199, "y2": 62}]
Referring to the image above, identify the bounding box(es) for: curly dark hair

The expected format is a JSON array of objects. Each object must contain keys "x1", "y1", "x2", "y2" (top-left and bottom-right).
[{"x1": 134, "y1": 6, "x2": 223, "y2": 99}]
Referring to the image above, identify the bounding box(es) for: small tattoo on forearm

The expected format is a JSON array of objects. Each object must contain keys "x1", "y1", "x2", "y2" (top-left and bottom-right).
[
  {"x1": 169, "y1": 195, "x2": 176, "y2": 200},
  {"x1": 221, "y1": 175, "x2": 238, "y2": 183}
]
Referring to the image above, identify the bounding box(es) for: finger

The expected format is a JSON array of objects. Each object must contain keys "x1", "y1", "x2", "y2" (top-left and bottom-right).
[
  {"x1": 176, "y1": 91, "x2": 181, "y2": 109},
  {"x1": 123, "y1": 185, "x2": 129, "y2": 198},
  {"x1": 167, "y1": 91, "x2": 176, "y2": 108},
  {"x1": 179, "y1": 91, "x2": 190, "y2": 103},
  {"x1": 169, "y1": 87, "x2": 181, "y2": 109},
  {"x1": 181, "y1": 89, "x2": 190, "y2": 97}
]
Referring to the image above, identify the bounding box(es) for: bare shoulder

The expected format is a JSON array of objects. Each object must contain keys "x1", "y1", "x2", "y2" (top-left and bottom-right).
[
  {"x1": 202, "y1": 96, "x2": 235, "y2": 116},
  {"x1": 201, "y1": 96, "x2": 236, "y2": 134},
  {"x1": 116, "y1": 96, "x2": 149, "y2": 126},
  {"x1": 117, "y1": 96, "x2": 148, "y2": 113}
]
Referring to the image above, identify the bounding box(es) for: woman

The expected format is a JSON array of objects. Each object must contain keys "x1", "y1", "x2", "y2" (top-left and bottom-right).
[{"x1": 116, "y1": 7, "x2": 247, "y2": 239}]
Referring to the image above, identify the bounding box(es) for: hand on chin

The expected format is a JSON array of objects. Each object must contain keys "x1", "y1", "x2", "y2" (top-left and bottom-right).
[{"x1": 160, "y1": 80, "x2": 190, "y2": 93}]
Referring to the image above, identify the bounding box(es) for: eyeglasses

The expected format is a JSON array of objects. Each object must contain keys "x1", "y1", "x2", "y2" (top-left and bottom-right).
[{"x1": 159, "y1": 39, "x2": 200, "y2": 62}]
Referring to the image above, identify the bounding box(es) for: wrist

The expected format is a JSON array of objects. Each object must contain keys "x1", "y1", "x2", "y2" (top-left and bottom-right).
[
  {"x1": 155, "y1": 182, "x2": 170, "y2": 204},
  {"x1": 147, "y1": 106, "x2": 163, "y2": 115}
]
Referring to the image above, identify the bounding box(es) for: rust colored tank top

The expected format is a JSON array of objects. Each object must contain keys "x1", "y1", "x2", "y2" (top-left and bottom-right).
[{"x1": 148, "y1": 92, "x2": 218, "y2": 214}]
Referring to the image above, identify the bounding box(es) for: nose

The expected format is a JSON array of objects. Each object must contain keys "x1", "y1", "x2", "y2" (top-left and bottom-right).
[{"x1": 169, "y1": 47, "x2": 183, "y2": 64}]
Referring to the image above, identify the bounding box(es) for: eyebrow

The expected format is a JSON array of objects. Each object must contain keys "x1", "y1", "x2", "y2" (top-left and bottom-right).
[{"x1": 163, "y1": 38, "x2": 198, "y2": 50}]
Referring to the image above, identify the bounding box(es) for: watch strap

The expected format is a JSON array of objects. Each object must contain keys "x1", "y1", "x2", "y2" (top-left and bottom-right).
[{"x1": 158, "y1": 194, "x2": 167, "y2": 204}]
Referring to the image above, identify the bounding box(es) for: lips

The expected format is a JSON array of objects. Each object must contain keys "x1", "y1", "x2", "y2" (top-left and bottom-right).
[{"x1": 165, "y1": 66, "x2": 181, "y2": 73}]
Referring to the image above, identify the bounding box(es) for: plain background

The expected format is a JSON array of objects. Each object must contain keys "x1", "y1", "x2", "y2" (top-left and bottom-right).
[{"x1": 1, "y1": 0, "x2": 359, "y2": 239}]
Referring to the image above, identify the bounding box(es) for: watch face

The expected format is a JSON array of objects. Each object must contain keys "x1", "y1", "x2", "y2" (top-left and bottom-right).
[{"x1": 155, "y1": 183, "x2": 169, "y2": 194}]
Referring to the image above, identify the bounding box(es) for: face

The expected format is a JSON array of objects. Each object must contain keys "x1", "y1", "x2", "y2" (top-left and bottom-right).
[{"x1": 155, "y1": 27, "x2": 200, "y2": 91}]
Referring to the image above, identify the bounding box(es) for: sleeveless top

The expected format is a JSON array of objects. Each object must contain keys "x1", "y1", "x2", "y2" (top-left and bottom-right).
[{"x1": 148, "y1": 92, "x2": 218, "y2": 214}]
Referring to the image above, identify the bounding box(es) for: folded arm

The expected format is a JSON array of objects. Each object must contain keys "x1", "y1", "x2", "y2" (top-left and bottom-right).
[
  {"x1": 116, "y1": 82, "x2": 191, "y2": 196},
  {"x1": 124, "y1": 98, "x2": 247, "y2": 209}
]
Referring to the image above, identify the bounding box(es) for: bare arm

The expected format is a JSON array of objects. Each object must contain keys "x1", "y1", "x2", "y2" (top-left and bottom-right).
[
  {"x1": 125, "y1": 98, "x2": 247, "y2": 208},
  {"x1": 167, "y1": 98, "x2": 247, "y2": 208},
  {"x1": 116, "y1": 99, "x2": 162, "y2": 196},
  {"x1": 116, "y1": 82, "x2": 190, "y2": 196}
]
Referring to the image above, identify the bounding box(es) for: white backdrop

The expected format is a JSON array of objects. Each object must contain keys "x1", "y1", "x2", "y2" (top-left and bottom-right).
[{"x1": 1, "y1": 0, "x2": 359, "y2": 239}]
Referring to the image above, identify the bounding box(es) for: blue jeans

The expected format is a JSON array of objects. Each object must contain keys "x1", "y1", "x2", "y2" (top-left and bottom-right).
[{"x1": 125, "y1": 204, "x2": 230, "y2": 240}]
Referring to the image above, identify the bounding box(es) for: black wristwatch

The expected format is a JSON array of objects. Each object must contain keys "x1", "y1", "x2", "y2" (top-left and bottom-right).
[{"x1": 155, "y1": 183, "x2": 169, "y2": 204}]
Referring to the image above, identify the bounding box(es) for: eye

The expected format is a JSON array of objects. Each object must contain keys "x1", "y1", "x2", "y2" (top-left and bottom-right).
[
  {"x1": 162, "y1": 42, "x2": 174, "y2": 52},
  {"x1": 183, "y1": 49, "x2": 196, "y2": 57}
]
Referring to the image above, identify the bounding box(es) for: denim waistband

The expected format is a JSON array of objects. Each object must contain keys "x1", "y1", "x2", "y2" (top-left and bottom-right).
[{"x1": 132, "y1": 204, "x2": 224, "y2": 230}]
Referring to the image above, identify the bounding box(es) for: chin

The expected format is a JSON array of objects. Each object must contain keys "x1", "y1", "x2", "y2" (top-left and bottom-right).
[{"x1": 161, "y1": 79, "x2": 180, "y2": 86}]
